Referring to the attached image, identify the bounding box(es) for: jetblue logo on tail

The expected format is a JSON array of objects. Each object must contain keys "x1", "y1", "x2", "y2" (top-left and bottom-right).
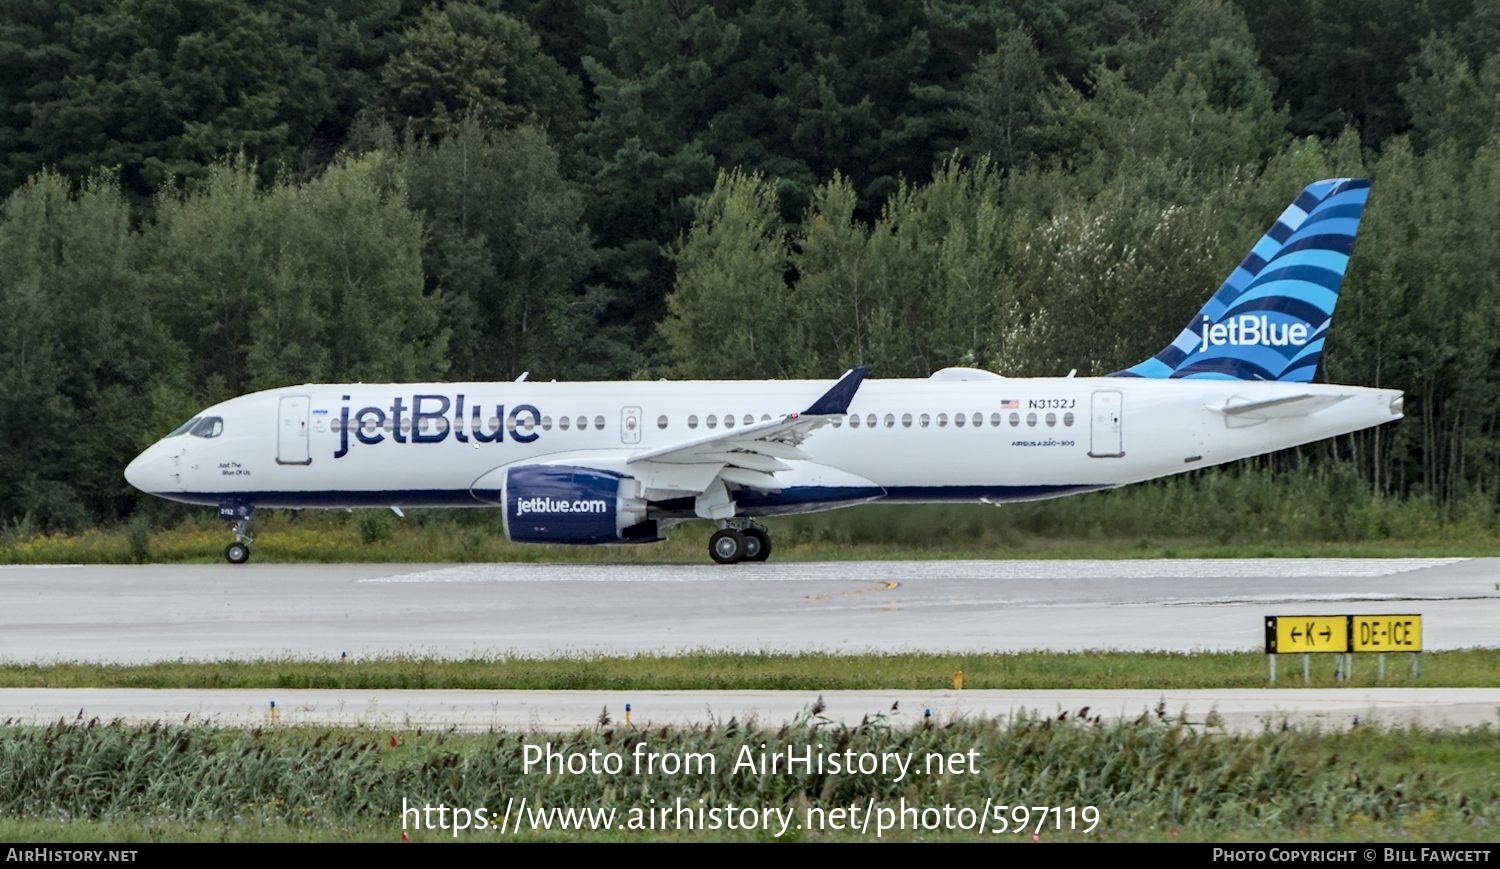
[
  {"x1": 1199, "y1": 315, "x2": 1311, "y2": 351},
  {"x1": 1113, "y1": 178, "x2": 1369, "y2": 383}
]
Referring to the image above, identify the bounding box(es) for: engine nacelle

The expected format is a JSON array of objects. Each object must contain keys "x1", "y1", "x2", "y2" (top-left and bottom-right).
[{"x1": 503, "y1": 465, "x2": 654, "y2": 544}]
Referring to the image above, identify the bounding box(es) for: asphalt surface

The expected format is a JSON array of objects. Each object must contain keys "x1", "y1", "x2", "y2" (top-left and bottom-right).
[{"x1": 1, "y1": 558, "x2": 1495, "y2": 662}]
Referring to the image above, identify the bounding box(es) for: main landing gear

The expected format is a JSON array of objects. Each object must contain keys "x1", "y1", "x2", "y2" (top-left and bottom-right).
[
  {"x1": 708, "y1": 522, "x2": 772, "y2": 565},
  {"x1": 219, "y1": 504, "x2": 255, "y2": 564}
]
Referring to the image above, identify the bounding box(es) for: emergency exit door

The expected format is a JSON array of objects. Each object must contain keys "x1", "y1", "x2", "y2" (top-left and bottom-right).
[{"x1": 621, "y1": 406, "x2": 642, "y2": 445}]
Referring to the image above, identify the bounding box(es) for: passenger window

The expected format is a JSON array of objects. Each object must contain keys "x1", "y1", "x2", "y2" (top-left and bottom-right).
[
  {"x1": 331, "y1": 418, "x2": 344, "y2": 433},
  {"x1": 866, "y1": 413, "x2": 876, "y2": 428},
  {"x1": 1009, "y1": 412, "x2": 1020, "y2": 427},
  {"x1": 576, "y1": 415, "x2": 587, "y2": 430},
  {"x1": 707, "y1": 414, "x2": 718, "y2": 429},
  {"x1": 1026, "y1": 412, "x2": 1037, "y2": 427},
  {"x1": 1064, "y1": 411, "x2": 1075, "y2": 427},
  {"x1": 522, "y1": 416, "x2": 535, "y2": 432},
  {"x1": 744, "y1": 414, "x2": 754, "y2": 426},
  {"x1": 688, "y1": 414, "x2": 699, "y2": 430},
  {"x1": 972, "y1": 412, "x2": 983, "y2": 428},
  {"x1": 724, "y1": 414, "x2": 735, "y2": 429},
  {"x1": 488, "y1": 417, "x2": 500, "y2": 433},
  {"x1": 559, "y1": 416, "x2": 571, "y2": 431},
  {"x1": 760, "y1": 414, "x2": 771, "y2": 422},
  {"x1": 849, "y1": 414, "x2": 861, "y2": 429},
  {"x1": 831, "y1": 416, "x2": 843, "y2": 428},
  {"x1": 541, "y1": 416, "x2": 552, "y2": 431},
  {"x1": 1045, "y1": 412, "x2": 1056, "y2": 427},
  {"x1": 901, "y1": 413, "x2": 912, "y2": 428},
  {"x1": 919, "y1": 413, "x2": 930, "y2": 428},
  {"x1": 937, "y1": 413, "x2": 948, "y2": 427},
  {"x1": 884, "y1": 413, "x2": 895, "y2": 428},
  {"x1": 954, "y1": 413, "x2": 966, "y2": 428},
  {"x1": 593, "y1": 415, "x2": 605, "y2": 430},
  {"x1": 363, "y1": 418, "x2": 379, "y2": 435},
  {"x1": 657, "y1": 414, "x2": 669, "y2": 429}
]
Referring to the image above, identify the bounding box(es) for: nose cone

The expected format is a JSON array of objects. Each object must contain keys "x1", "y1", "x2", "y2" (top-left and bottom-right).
[{"x1": 124, "y1": 445, "x2": 177, "y2": 494}]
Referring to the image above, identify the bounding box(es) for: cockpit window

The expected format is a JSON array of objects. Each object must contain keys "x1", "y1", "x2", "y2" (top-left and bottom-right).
[
  {"x1": 168, "y1": 417, "x2": 201, "y2": 437},
  {"x1": 190, "y1": 417, "x2": 224, "y2": 438}
]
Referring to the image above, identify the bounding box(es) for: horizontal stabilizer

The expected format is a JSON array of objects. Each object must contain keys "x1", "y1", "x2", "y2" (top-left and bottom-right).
[{"x1": 1216, "y1": 394, "x2": 1350, "y2": 418}]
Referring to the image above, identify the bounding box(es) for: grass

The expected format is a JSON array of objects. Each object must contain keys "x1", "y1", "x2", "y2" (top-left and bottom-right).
[
  {"x1": 0, "y1": 717, "x2": 1494, "y2": 842},
  {"x1": 2, "y1": 649, "x2": 1495, "y2": 690},
  {"x1": 4, "y1": 504, "x2": 1500, "y2": 565},
  {"x1": 7, "y1": 464, "x2": 1500, "y2": 564}
]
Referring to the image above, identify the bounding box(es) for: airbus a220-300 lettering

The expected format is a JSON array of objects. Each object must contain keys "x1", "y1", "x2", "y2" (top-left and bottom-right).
[{"x1": 126, "y1": 179, "x2": 1401, "y2": 564}]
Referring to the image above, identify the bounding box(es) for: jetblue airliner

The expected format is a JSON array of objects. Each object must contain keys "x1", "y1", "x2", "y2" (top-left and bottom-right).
[{"x1": 126, "y1": 179, "x2": 1400, "y2": 564}]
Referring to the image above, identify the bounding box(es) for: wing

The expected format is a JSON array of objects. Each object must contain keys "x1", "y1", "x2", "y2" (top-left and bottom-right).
[{"x1": 626, "y1": 367, "x2": 867, "y2": 491}]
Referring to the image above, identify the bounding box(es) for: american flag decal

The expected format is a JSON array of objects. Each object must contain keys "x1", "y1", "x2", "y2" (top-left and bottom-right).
[{"x1": 1000, "y1": 399, "x2": 1019, "y2": 409}]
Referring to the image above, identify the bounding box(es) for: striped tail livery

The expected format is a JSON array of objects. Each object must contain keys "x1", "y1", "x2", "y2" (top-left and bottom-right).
[{"x1": 1115, "y1": 178, "x2": 1370, "y2": 382}]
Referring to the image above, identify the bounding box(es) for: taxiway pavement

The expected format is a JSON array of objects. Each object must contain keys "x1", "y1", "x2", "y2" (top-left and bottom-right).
[{"x1": 1, "y1": 558, "x2": 1493, "y2": 662}]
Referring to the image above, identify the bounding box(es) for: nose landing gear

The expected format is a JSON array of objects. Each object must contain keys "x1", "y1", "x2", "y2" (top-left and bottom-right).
[
  {"x1": 708, "y1": 521, "x2": 772, "y2": 564},
  {"x1": 219, "y1": 504, "x2": 254, "y2": 564}
]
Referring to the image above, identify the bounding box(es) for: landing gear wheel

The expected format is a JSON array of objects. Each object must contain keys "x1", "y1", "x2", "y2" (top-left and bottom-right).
[
  {"x1": 742, "y1": 527, "x2": 771, "y2": 562},
  {"x1": 709, "y1": 528, "x2": 747, "y2": 564},
  {"x1": 224, "y1": 542, "x2": 251, "y2": 564}
]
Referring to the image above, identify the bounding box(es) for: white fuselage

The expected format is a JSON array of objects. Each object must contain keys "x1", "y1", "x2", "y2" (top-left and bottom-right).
[{"x1": 125, "y1": 374, "x2": 1403, "y2": 522}]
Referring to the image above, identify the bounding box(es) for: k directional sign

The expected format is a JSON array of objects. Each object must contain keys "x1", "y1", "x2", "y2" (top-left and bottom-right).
[{"x1": 1265, "y1": 615, "x2": 1352, "y2": 654}]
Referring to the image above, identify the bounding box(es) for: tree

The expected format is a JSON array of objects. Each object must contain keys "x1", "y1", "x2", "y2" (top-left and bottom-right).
[
  {"x1": 1400, "y1": 35, "x2": 1500, "y2": 156},
  {"x1": 955, "y1": 27, "x2": 1048, "y2": 170},
  {"x1": 399, "y1": 120, "x2": 623, "y2": 381},
  {"x1": 1030, "y1": 40, "x2": 1286, "y2": 184},
  {"x1": 992, "y1": 167, "x2": 1231, "y2": 376},
  {"x1": 0, "y1": 172, "x2": 181, "y2": 527},
  {"x1": 1121, "y1": 0, "x2": 1258, "y2": 91},
  {"x1": 276, "y1": 152, "x2": 447, "y2": 384},
  {"x1": 661, "y1": 170, "x2": 800, "y2": 378},
  {"x1": 376, "y1": 3, "x2": 583, "y2": 145},
  {"x1": 1233, "y1": 0, "x2": 1470, "y2": 147},
  {"x1": 146, "y1": 153, "x2": 445, "y2": 396},
  {"x1": 0, "y1": 0, "x2": 417, "y2": 203}
]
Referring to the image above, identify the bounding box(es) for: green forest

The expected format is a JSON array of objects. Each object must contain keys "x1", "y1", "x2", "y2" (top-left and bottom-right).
[{"x1": 1, "y1": 0, "x2": 1498, "y2": 532}]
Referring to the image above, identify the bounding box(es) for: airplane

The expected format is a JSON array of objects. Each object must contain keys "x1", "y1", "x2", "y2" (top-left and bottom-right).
[{"x1": 125, "y1": 178, "x2": 1399, "y2": 564}]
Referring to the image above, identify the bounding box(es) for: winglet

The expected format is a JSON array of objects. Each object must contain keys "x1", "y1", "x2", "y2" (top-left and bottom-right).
[{"x1": 803, "y1": 367, "x2": 868, "y2": 416}]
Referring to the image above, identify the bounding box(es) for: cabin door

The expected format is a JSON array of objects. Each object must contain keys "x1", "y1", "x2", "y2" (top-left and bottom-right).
[
  {"x1": 1088, "y1": 390, "x2": 1124, "y2": 458},
  {"x1": 277, "y1": 395, "x2": 312, "y2": 465}
]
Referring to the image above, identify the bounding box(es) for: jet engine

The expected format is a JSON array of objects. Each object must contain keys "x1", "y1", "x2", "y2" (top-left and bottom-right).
[{"x1": 503, "y1": 464, "x2": 656, "y2": 544}]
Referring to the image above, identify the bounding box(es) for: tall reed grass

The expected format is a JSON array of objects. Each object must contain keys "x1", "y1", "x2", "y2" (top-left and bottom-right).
[{"x1": 0, "y1": 715, "x2": 1492, "y2": 841}]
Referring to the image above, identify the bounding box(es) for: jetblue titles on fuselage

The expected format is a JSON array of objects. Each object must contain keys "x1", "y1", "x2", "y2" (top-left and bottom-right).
[{"x1": 334, "y1": 394, "x2": 543, "y2": 458}]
